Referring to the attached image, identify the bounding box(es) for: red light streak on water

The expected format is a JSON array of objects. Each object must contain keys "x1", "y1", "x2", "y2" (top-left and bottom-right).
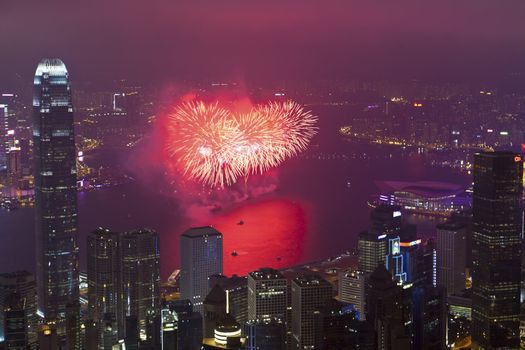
[{"x1": 208, "y1": 198, "x2": 307, "y2": 276}]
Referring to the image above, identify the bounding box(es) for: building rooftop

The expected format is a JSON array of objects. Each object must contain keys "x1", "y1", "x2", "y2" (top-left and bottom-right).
[
  {"x1": 35, "y1": 58, "x2": 68, "y2": 77},
  {"x1": 376, "y1": 180, "x2": 465, "y2": 198},
  {"x1": 249, "y1": 268, "x2": 284, "y2": 281},
  {"x1": 182, "y1": 226, "x2": 222, "y2": 239},
  {"x1": 293, "y1": 274, "x2": 330, "y2": 288}
]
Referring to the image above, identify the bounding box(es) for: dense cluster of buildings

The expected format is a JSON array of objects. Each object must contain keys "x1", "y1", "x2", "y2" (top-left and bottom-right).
[{"x1": 1, "y1": 59, "x2": 525, "y2": 350}]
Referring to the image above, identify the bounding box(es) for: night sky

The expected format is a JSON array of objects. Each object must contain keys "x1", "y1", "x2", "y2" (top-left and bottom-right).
[{"x1": 1, "y1": 0, "x2": 525, "y2": 87}]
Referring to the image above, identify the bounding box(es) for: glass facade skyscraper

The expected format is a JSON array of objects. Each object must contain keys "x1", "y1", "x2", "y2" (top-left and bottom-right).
[
  {"x1": 32, "y1": 58, "x2": 79, "y2": 321},
  {"x1": 471, "y1": 151, "x2": 523, "y2": 349}
]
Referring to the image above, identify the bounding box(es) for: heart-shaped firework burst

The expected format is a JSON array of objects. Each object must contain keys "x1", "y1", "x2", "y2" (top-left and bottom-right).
[{"x1": 166, "y1": 100, "x2": 318, "y2": 188}]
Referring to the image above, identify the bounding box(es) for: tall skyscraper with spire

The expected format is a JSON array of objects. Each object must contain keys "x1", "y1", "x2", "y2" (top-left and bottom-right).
[
  {"x1": 471, "y1": 151, "x2": 523, "y2": 349},
  {"x1": 33, "y1": 58, "x2": 79, "y2": 321}
]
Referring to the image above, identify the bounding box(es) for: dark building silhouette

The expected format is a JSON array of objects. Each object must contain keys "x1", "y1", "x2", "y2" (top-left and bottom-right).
[
  {"x1": 0, "y1": 271, "x2": 37, "y2": 348},
  {"x1": 203, "y1": 284, "x2": 227, "y2": 338},
  {"x1": 471, "y1": 151, "x2": 523, "y2": 349},
  {"x1": 365, "y1": 265, "x2": 411, "y2": 350},
  {"x1": 314, "y1": 299, "x2": 374, "y2": 350},
  {"x1": 208, "y1": 275, "x2": 248, "y2": 326},
  {"x1": 412, "y1": 286, "x2": 446, "y2": 350},
  {"x1": 244, "y1": 319, "x2": 285, "y2": 350},
  {"x1": 177, "y1": 312, "x2": 203, "y2": 350},
  {"x1": 33, "y1": 58, "x2": 79, "y2": 322},
  {"x1": 3, "y1": 293, "x2": 27, "y2": 350}
]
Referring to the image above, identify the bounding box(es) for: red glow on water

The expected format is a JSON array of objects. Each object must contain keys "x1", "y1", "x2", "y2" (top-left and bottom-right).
[{"x1": 207, "y1": 198, "x2": 308, "y2": 276}]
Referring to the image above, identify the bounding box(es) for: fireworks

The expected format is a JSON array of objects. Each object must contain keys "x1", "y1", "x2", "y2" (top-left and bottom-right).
[{"x1": 166, "y1": 100, "x2": 318, "y2": 187}]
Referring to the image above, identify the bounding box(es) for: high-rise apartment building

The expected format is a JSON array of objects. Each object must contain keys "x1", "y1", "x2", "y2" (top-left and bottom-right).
[
  {"x1": 471, "y1": 151, "x2": 523, "y2": 349},
  {"x1": 180, "y1": 227, "x2": 223, "y2": 314},
  {"x1": 33, "y1": 58, "x2": 79, "y2": 321}
]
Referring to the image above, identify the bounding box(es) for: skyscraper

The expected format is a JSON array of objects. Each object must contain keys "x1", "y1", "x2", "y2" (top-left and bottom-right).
[
  {"x1": 0, "y1": 103, "x2": 8, "y2": 169},
  {"x1": 33, "y1": 58, "x2": 79, "y2": 321},
  {"x1": 368, "y1": 204, "x2": 402, "y2": 237},
  {"x1": 87, "y1": 228, "x2": 122, "y2": 341},
  {"x1": 338, "y1": 269, "x2": 366, "y2": 320},
  {"x1": 180, "y1": 227, "x2": 223, "y2": 314},
  {"x1": 436, "y1": 221, "x2": 467, "y2": 296},
  {"x1": 365, "y1": 265, "x2": 411, "y2": 350},
  {"x1": 291, "y1": 274, "x2": 332, "y2": 349},
  {"x1": 120, "y1": 229, "x2": 161, "y2": 340},
  {"x1": 471, "y1": 151, "x2": 523, "y2": 349},
  {"x1": 247, "y1": 268, "x2": 288, "y2": 323},
  {"x1": 244, "y1": 319, "x2": 285, "y2": 350},
  {"x1": 0, "y1": 271, "x2": 37, "y2": 348},
  {"x1": 357, "y1": 231, "x2": 388, "y2": 274}
]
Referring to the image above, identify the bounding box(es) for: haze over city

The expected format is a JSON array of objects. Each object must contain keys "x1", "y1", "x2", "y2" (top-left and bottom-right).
[{"x1": 1, "y1": 1, "x2": 525, "y2": 350}]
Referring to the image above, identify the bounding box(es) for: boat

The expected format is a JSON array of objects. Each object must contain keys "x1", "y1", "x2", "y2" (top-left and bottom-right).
[
  {"x1": 231, "y1": 250, "x2": 238, "y2": 257},
  {"x1": 237, "y1": 220, "x2": 244, "y2": 225}
]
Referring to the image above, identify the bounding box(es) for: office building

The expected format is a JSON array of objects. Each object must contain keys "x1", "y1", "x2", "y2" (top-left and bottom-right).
[
  {"x1": 471, "y1": 152, "x2": 523, "y2": 349},
  {"x1": 247, "y1": 268, "x2": 288, "y2": 323},
  {"x1": 338, "y1": 269, "x2": 366, "y2": 320},
  {"x1": 33, "y1": 58, "x2": 79, "y2": 321},
  {"x1": 412, "y1": 286, "x2": 446, "y2": 350},
  {"x1": 0, "y1": 271, "x2": 37, "y2": 348},
  {"x1": 358, "y1": 231, "x2": 388, "y2": 273},
  {"x1": 180, "y1": 227, "x2": 223, "y2": 314},
  {"x1": 369, "y1": 204, "x2": 403, "y2": 236},
  {"x1": 291, "y1": 274, "x2": 333, "y2": 349},
  {"x1": 2, "y1": 293, "x2": 27, "y2": 350},
  {"x1": 87, "y1": 228, "x2": 122, "y2": 340},
  {"x1": 436, "y1": 222, "x2": 467, "y2": 296},
  {"x1": 385, "y1": 236, "x2": 406, "y2": 284},
  {"x1": 203, "y1": 285, "x2": 227, "y2": 338},
  {"x1": 209, "y1": 275, "x2": 248, "y2": 326},
  {"x1": 65, "y1": 302, "x2": 81, "y2": 349},
  {"x1": 314, "y1": 299, "x2": 375, "y2": 350},
  {"x1": 177, "y1": 311, "x2": 203, "y2": 350},
  {"x1": 244, "y1": 319, "x2": 285, "y2": 350},
  {"x1": 0, "y1": 103, "x2": 8, "y2": 169},
  {"x1": 120, "y1": 229, "x2": 160, "y2": 340},
  {"x1": 365, "y1": 265, "x2": 411, "y2": 350},
  {"x1": 160, "y1": 307, "x2": 177, "y2": 350}
]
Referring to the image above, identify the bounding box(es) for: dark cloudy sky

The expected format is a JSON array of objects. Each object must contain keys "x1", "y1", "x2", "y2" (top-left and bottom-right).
[{"x1": 1, "y1": 0, "x2": 525, "y2": 88}]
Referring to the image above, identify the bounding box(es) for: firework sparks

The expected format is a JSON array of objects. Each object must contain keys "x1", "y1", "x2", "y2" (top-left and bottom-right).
[{"x1": 167, "y1": 100, "x2": 318, "y2": 188}]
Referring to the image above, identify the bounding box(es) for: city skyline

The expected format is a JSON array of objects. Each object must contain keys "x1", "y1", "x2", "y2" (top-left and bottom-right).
[{"x1": 1, "y1": 1, "x2": 525, "y2": 348}]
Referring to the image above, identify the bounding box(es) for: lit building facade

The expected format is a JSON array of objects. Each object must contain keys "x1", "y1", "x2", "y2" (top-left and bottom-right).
[
  {"x1": 180, "y1": 227, "x2": 223, "y2": 314},
  {"x1": 0, "y1": 271, "x2": 37, "y2": 347},
  {"x1": 337, "y1": 269, "x2": 366, "y2": 320},
  {"x1": 33, "y1": 58, "x2": 79, "y2": 321},
  {"x1": 247, "y1": 268, "x2": 288, "y2": 323},
  {"x1": 291, "y1": 275, "x2": 332, "y2": 349},
  {"x1": 120, "y1": 229, "x2": 160, "y2": 339},
  {"x1": 471, "y1": 151, "x2": 523, "y2": 349},
  {"x1": 357, "y1": 231, "x2": 388, "y2": 274},
  {"x1": 87, "y1": 228, "x2": 123, "y2": 341},
  {"x1": 436, "y1": 222, "x2": 466, "y2": 296}
]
